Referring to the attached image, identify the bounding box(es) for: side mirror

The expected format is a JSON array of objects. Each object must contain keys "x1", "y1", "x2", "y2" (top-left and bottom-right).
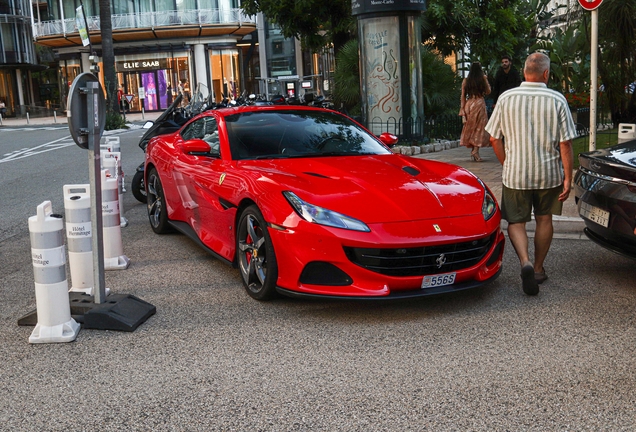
[
  {"x1": 180, "y1": 139, "x2": 211, "y2": 155},
  {"x1": 142, "y1": 121, "x2": 154, "y2": 129},
  {"x1": 378, "y1": 132, "x2": 398, "y2": 147}
]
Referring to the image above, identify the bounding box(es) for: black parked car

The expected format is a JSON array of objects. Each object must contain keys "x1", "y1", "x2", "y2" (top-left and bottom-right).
[{"x1": 574, "y1": 140, "x2": 636, "y2": 259}]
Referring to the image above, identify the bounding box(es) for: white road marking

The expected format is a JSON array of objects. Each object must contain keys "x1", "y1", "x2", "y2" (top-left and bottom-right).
[
  {"x1": 0, "y1": 126, "x2": 68, "y2": 131},
  {"x1": 0, "y1": 135, "x2": 75, "y2": 163}
]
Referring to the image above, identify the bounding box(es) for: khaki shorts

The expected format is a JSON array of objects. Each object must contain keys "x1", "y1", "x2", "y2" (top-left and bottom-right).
[{"x1": 501, "y1": 184, "x2": 563, "y2": 223}]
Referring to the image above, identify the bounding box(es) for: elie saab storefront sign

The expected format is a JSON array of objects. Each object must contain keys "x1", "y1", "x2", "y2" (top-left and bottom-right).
[
  {"x1": 351, "y1": 0, "x2": 426, "y2": 15},
  {"x1": 116, "y1": 59, "x2": 168, "y2": 71}
]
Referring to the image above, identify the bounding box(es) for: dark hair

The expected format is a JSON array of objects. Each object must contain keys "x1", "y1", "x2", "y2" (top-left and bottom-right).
[
  {"x1": 501, "y1": 54, "x2": 512, "y2": 61},
  {"x1": 465, "y1": 62, "x2": 488, "y2": 97}
]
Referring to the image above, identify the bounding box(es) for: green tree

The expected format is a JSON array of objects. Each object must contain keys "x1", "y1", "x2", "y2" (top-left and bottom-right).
[
  {"x1": 422, "y1": 0, "x2": 533, "y2": 67},
  {"x1": 240, "y1": 0, "x2": 354, "y2": 54},
  {"x1": 596, "y1": 0, "x2": 636, "y2": 123},
  {"x1": 420, "y1": 50, "x2": 461, "y2": 116},
  {"x1": 332, "y1": 39, "x2": 360, "y2": 113},
  {"x1": 541, "y1": 0, "x2": 636, "y2": 123},
  {"x1": 99, "y1": 0, "x2": 119, "y2": 115},
  {"x1": 532, "y1": 22, "x2": 589, "y2": 93}
]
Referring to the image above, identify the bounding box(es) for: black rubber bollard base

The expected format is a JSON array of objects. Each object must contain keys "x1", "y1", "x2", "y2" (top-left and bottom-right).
[
  {"x1": 18, "y1": 292, "x2": 156, "y2": 332},
  {"x1": 82, "y1": 294, "x2": 156, "y2": 331}
]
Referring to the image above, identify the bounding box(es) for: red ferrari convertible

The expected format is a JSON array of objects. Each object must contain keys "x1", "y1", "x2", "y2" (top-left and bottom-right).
[{"x1": 145, "y1": 105, "x2": 505, "y2": 300}]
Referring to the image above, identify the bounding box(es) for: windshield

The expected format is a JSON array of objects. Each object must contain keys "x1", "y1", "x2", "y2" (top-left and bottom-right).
[{"x1": 225, "y1": 110, "x2": 392, "y2": 160}]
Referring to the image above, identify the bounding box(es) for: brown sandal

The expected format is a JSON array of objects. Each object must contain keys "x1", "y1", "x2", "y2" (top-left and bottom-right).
[
  {"x1": 470, "y1": 148, "x2": 483, "y2": 162},
  {"x1": 534, "y1": 268, "x2": 548, "y2": 284}
]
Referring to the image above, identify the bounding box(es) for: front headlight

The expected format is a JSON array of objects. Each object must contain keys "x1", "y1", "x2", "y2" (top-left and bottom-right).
[
  {"x1": 479, "y1": 180, "x2": 497, "y2": 220},
  {"x1": 477, "y1": 179, "x2": 497, "y2": 221},
  {"x1": 283, "y1": 191, "x2": 371, "y2": 232},
  {"x1": 482, "y1": 190, "x2": 497, "y2": 221}
]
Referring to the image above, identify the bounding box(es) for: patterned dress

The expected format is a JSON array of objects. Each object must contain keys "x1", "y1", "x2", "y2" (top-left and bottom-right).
[{"x1": 459, "y1": 78, "x2": 491, "y2": 149}]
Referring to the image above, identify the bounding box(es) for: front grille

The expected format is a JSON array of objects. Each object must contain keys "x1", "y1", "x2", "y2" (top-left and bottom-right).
[{"x1": 343, "y1": 233, "x2": 497, "y2": 277}]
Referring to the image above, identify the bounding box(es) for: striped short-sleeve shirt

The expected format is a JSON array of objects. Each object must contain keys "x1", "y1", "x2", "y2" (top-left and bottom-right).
[{"x1": 484, "y1": 82, "x2": 577, "y2": 190}]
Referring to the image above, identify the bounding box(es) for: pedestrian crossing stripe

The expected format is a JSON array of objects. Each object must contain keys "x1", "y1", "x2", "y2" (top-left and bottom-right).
[{"x1": 0, "y1": 126, "x2": 68, "y2": 132}]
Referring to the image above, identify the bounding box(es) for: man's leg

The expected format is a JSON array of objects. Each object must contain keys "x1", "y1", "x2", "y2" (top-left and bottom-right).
[
  {"x1": 502, "y1": 186, "x2": 539, "y2": 295},
  {"x1": 533, "y1": 214, "x2": 553, "y2": 273},
  {"x1": 506, "y1": 222, "x2": 531, "y2": 266},
  {"x1": 507, "y1": 222, "x2": 539, "y2": 295}
]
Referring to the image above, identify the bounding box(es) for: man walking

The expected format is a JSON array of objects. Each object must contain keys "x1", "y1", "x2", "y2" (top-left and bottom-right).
[
  {"x1": 485, "y1": 52, "x2": 576, "y2": 296},
  {"x1": 492, "y1": 55, "x2": 521, "y2": 106}
]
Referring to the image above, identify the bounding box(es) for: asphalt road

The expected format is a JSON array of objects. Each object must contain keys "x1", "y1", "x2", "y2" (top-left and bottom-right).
[{"x1": 1, "y1": 126, "x2": 635, "y2": 430}]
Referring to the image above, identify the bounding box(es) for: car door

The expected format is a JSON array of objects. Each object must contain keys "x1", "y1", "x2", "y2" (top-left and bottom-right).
[{"x1": 177, "y1": 115, "x2": 230, "y2": 254}]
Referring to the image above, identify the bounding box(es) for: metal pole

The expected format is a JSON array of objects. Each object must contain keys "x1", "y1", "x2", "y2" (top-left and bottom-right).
[
  {"x1": 589, "y1": 9, "x2": 598, "y2": 151},
  {"x1": 87, "y1": 81, "x2": 106, "y2": 304}
]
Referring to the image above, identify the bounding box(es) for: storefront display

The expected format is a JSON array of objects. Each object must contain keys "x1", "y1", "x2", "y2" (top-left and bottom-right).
[{"x1": 116, "y1": 55, "x2": 190, "y2": 112}]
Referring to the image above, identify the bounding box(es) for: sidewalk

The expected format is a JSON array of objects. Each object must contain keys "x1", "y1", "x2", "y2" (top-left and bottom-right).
[
  {"x1": 414, "y1": 144, "x2": 586, "y2": 238},
  {"x1": 0, "y1": 111, "x2": 160, "y2": 128}
]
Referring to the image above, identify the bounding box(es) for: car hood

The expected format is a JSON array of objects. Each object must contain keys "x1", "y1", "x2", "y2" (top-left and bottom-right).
[{"x1": 239, "y1": 154, "x2": 486, "y2": 224}]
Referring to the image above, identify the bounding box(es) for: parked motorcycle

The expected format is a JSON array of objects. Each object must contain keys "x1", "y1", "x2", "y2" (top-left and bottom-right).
[{"x1": 130, "y1": 94, "x2": 189, "y2": 203}]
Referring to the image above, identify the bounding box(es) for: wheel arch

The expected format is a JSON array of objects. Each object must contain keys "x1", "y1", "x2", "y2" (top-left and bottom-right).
[
  {"x1": 232, "y1": 198, "x2": 258, "y2": 265},
  {"x1": 144, "y1": 162, "x2": 157, "y2": 185}
]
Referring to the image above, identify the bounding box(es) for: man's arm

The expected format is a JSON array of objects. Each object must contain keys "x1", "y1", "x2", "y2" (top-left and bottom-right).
[
  {"x1": 490, "y1": 136, "x2": 506, "y2": 165},
  {"x1": 559, "y1": 140, "x2": 574, "y2": 202}
]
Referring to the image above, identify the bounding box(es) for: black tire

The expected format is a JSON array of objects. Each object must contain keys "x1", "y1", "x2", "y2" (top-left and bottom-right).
[
  {"x1": 236, "y1": 205, "x2": 279, "y2": 300},
  {"x1": 131, "y1": 170, "x2": 147, "y2": 203},
  {"x1": 146, "y1": 168, "x2": 171, "y2": 234}
]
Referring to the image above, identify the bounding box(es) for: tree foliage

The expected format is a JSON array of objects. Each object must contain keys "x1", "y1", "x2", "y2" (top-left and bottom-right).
[
  {"x1": 420, "y1": 50, "x2": 461, "y2": 116},
  {"x1": 532, "y1": 21, "x2": 589, "y2": 93},
  {"x1": 332, "y1": 39, "x2": 360, "y2": 112},
  {"x1": 532, "y1": 0, "x2": 636, "y2": 123},
  {"x1": 240, "y1": 0, "x2": 355, "y2": 54},
  {"x1": 422, "y1": 0, "x2": 534, "y2": 67},
  {"x1": 596, "y1": 0, "x2": 636, "y2": 122}
]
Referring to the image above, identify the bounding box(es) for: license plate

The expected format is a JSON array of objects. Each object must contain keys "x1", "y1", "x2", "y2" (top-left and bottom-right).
[
  {"x1": 579, "y1": 202, "x2": 610, "y2": 228},
  {"x1": 422, "y1": 272, "x2": 456, "y2": 289}
]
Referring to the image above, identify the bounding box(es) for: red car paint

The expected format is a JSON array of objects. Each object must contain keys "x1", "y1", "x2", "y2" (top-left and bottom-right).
[{"x1": 145, "y1": 105, "x2": 504, "y2": 299}]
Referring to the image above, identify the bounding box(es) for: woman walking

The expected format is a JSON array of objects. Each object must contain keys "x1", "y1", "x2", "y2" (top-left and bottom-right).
[{"x1": 459, "y1": 62, "x2": 491, "y2": 161}]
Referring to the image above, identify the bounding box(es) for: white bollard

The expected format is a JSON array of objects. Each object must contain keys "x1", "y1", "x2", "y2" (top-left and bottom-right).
[
  {"x1": 103, "y1": 153, "x2": 128, "y2": 227},
  {"x1": 102, "y1": 169, "x2": 130, "y2": 270},
  {"x1": 64, "y1": 184, "x2": 95, "y2": 294},
  {"x1": 618, "y1": 123, "x2": 636, "y2": 144},
  {"x1": 100, "y1": 138, "x2": 125, "y2": 193},
  {"x1": 28, "y1": 201, "x2": 80, "y2": 343}
]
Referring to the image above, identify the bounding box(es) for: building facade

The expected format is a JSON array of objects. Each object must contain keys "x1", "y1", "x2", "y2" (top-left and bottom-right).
[
  {"x1": 25, "y1": 0, "x2": 333, "y2": 113},
  {"x1": 0, "y1": 0, "x2": 40, "y2": 117}
]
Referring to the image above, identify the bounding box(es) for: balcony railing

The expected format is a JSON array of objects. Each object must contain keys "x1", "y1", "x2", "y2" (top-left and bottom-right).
[{"x1": 33, "y1": 8, "x2": 255, "y2": 38}]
